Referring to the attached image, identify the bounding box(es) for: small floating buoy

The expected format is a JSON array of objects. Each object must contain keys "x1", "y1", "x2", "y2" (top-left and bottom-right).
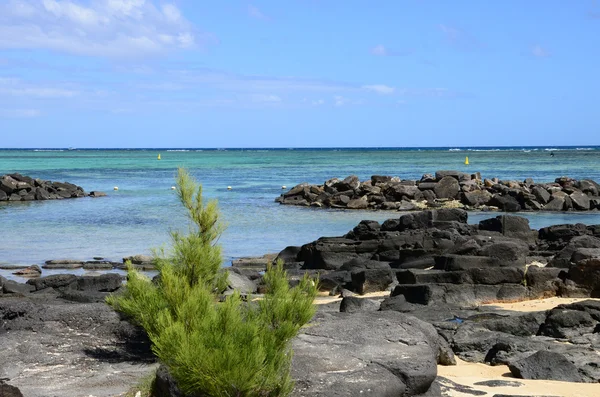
[
  {"x1": 157, "y1": 154, "x2": 161, "y2": 160},
  {"x1": 281, "y1": 185, "x2": 287, "y2": 189},
  {"x1": 113, "y1": 186, "x2": 119, "y2": 191},
  {"x1": 227, "y1": 186, "x2": 232, "y2": 190},
  {"x1": 464, "y1": 156, "x2": 469, "y2": 165},
  {"x1": 171, "y1": 186, "x2": 176, "y2": 190}
]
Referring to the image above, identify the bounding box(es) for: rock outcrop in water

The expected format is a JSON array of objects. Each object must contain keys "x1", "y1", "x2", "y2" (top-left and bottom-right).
[
  {"x1": 275, "y1": 171, "x2": 600, "y2": 212},
  {"x1": 0, "y1": 173, "x2": 103, "y2": 202}
]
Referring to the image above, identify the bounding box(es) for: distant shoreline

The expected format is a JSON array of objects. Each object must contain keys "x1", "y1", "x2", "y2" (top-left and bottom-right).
[{"x1": 0, "y1": 145, "x2": 599, "y2": 151}]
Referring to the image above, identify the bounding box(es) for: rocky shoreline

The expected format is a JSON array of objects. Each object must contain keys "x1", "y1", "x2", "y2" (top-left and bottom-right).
[
  {"x1": 276, "y1": 170, "x2": 600, "y2": 212},
  {"x1": 0, "y1": 173, "x2": 105, "y2": 202},
  {"x1": 230, "y1": 209, "x2": 600, "y2": 393},
  {"x1": 2, "y1": 209, "x2": 600, "y2": 395}
]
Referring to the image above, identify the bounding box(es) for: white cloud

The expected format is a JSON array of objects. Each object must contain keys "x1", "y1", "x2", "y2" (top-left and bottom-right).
[
  {"x1": 0, "y1": 78, "x2": 78, "y2": 98},
  {"x1": 334, "y1": 95, "x2": 347, "y2": 107},
  {"x1": 312, "y1": 99, "x2": 325, "y2": 106},
  {"x1": 439, "y1": 24, "x2": 460, "y2": 42},
  {"x1": 371, "y1": 44, "x2": 388, "y2": 56},
  {"x1": 362, "y1": 84, "x2": 395, "y2": 95},
  {"x1": 250, "y1": 94, "x2": 281, "y2": 103},
  {"x1": 531, "y1": 45, "x2": 550, "y2": 58},
  {"x1": 0, "y1": 0, "x2": 208, "y2": 58},
  {"x1": 248, "y1": 5, "x2": 269, "y2": 20},
  {"x1": 370, "y1": 44, "x2": 412, "y2": 57},
  {"x1": 0, "y1": 108, "x2": 41, "y2": 118}
]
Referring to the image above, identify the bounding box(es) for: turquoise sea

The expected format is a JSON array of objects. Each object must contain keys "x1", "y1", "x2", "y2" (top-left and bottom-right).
[{"x1": 1, "y1": 147, "x2": 600, "y2": 275}]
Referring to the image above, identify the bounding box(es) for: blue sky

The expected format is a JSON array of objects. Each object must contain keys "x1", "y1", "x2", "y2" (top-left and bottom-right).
[{"x1": 1, "y1": 0, "x2": 599, "y2": 148}]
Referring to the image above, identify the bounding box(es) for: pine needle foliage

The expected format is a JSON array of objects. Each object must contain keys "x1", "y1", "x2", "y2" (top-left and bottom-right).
[{"x1": 107, "y1": 168, "x2": 317, "y2": 397}]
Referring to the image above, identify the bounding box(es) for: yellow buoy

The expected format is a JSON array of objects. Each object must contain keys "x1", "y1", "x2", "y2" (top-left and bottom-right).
[
  {"x1": 171, "y1": 186, "x2": 176, "y2": 190},
  {"x1": 282, "y1": 185, "x2": 287, "y2": 189},
  {"x1": 227, "y1": 186, "x2": 232, "y2": 190},
  {"x1": 113, "y1": 186, "x2": 119, "y2": 191},
  {"x1": 157, "y1": 154, "x2": 161, "y2": 160},
  {"x1": 465, "y1": 156, "x2": 469, "y2": 165}
]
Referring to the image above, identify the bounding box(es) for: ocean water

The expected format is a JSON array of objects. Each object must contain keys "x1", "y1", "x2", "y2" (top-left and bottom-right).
[{"x1": 1, "y1": 147, "x2": 600, "y2": 272}]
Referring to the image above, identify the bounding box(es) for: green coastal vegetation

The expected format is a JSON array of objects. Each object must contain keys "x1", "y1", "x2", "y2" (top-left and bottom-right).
[{"x1": 108, "y1": 168, "x2": 318, "y2": 397}]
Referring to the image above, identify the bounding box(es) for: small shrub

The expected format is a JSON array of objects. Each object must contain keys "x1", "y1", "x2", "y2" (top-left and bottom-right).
[{"x1": 108, "y1": 168, "x2": 317, "y2": 397}]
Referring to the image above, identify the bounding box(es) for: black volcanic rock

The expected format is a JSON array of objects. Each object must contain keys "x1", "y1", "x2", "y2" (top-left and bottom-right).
[
  {"x1": 276, "y1": 171, "x2": 600, "y2": 212},
  {"x1": 0, "y1": 173, "x2": 92, "y2": 202}
]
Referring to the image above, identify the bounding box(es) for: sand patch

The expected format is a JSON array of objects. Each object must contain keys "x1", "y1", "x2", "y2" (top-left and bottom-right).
[
  {"x1": 482, "y1": 296, "x2": 600, "y2": 313},
  {"x1": 438, "y1": 357, "x2": 600, "y2": 396},
  {"x1": 313, "y1": 291, "x2": 390, "y2": 305}
]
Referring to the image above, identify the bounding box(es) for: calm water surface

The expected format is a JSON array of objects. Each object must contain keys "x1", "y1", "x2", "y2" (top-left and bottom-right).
[{"x1": 1, "y1": 147, "x2": 599, "y2": 274}]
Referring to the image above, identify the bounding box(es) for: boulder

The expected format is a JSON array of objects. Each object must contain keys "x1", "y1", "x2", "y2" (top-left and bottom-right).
[
  {"x1": 508, "y1": 351, "x2": 584, "y2": 382},
  {"x1": 334, "y1": 175, "x2": 360, "y2": 192},
  {"x1": 489, "y1": 194, "x2": 521, "y2": 212},
  {"x1": 12, "y1": 265, "x2": 42, "y2": 277},
  {"x1": 276, "y1": 246, "x2": 302, "y2": 265},
  {"x1": 543, "y1": 196, "x2": 565, "y2": 211},
  {"x1": 76, "y1": 274, "x2": 123, "y2": 292},
  {"x1": 226, "y1": 270, "x2": 256, "y2": 294},
  {"x1": 350, "y1": 268, "x2": 393, "y2": 294},
  {"x1": 0, "y1": 175, "x2": 18, "y2": 194},
  {"x1": 89, "y1": 191, "x2": 107, "y2": 197},
  {"x1": 385, "y1": 184, "x2": 422, "y2": 201},
  {"x1": 122, "y1": 254, "x2": 154, "y2": 265},
  {"x1": 478, "y1": 215, "x2": 536, "y2": 243},
  {"x1": 576, "y1": 179, "x2": 600, "y2": 196},
  {"x1": 568, "y1": 258, "x2": 600, "y2": 295},
  {"x1": 434, "y1": 255, "x2": 503, "y2": 271},
  {"x1": 435, "y1": 170, "x2": 471, "y2": 182},
  {"x1": 350, "y1": 220, "x2": 381, "y2": 241},
  {"x1": 42, "y1": 262, "x2": 84, "y2": 269},
  {"x1": 339, "y1": 297, "x2": 381, "y2": 313},
  {"x1": 532, "y1": 186, "x2": 551, "y2": 204},
  {"x1": 538, "y1": 308, "x2": 596, "y2": 339},
  {"x1": 570, "y1": 191, "x2": 591, "y2": 210},
  {"x1": 2, "y1": 279, "x2": 35, "y2": 295},
  {"x1": 538, "y1": 223, "x2": 589, "y2": 242},
  {"x1": 44, "y1": 259, "x2": 84, "y2": 265},
  {"x1": 480, "y1": 241, "x2": 528, "y2": 268},
  {"x1": 571, "y1": 248, "x2": 600, "y2": 263},
  {"x1": 371, "y1": 175, "x2": 394, "y2": 185},
  {"x1": 548, "y1": 235, "x2": 600, "y2": 268},
  {"x1": 291, "y1": 311, "x2": 439, "y2": 396},
  {"x1": 319, "y1": 271, "x2": 351, "y2": 292},
  {"x1": 462, "y1": 190, "x2": 492, "y2": 207},
  {"x1": 525, "y1": 266, "x2": 561, "y2": 297},
  {"x1": 434, "y1": 176, "x2": 460, "y2": 199},
  {"x1": 0, "y1": 380, "x2": 24, "y2": 397},
  {"x1": 26, "y1": 274, "x2": 78, "y2": 291}
]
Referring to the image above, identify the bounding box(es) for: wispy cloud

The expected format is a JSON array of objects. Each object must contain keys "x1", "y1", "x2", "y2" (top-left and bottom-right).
[
  {"x1": 334, "y1": 95, "x2": 347, "y2": 107},
  {"x1": 362, "y1": 84, "x2": 395, "y2": 95},
  {"x1": 0, "y1": 0, "x2": 213, "y2": 58},
  {"x1": 0, "y1": 108, "x2": 41, "y2": 118},
  {"x1": 397, "y1": 87, "x2": 471, "y2": 99},
  {"x1": 0, "y1": 77, "x2": 79, "y2": 98},
  {"x1": 248, "y1": 5, "x2": 269, "y2": 20},
  {"x1": 588, "y1": 8, "x2": 600, "y2": 19},
  {"x1": 439, "y1": 24, "x2": 483, "y2": 50},
  {"x1": 333, "y1": 95, "x2": 363, "y2": 107},
  {"x1": 531, "y1": 44, "x2": 551, "y2": 58},
  {"x1": 250, "y1": 94, "x2": 281, "y2": 103},
  {"x1": 370, "y1": 44, "x2": 412, "y2": 57}
]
